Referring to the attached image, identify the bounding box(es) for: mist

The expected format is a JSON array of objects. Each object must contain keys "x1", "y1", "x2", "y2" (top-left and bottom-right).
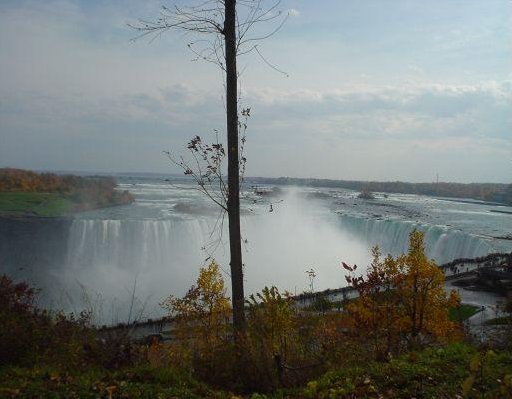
[{"x1": 32, "y1": 189, "x2": 369, "y2": 323}]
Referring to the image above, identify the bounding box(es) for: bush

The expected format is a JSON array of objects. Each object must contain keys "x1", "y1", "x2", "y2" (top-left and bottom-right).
[
  {"x1": 0, "y1": 274, "x2": 116, "y2": 369},
  {"x1": 242, "y1": 287, "x2": 326, "y2": 392},
  {"x1": 0, "y1": 275, "x2": 49, "y2": 366}
]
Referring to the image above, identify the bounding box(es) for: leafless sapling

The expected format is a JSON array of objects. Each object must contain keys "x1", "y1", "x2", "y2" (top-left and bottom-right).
[{"x1": 130, "y1": 0, "x2": 288, "y2": 341}]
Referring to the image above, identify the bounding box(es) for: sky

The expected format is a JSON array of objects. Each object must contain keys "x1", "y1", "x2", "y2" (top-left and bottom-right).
[{"x1": 0, "y1": 0, "x2": 511, "y2": 183}]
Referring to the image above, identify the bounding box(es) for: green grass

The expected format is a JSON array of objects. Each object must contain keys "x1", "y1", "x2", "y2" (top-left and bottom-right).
[
  {"x1": 0, "y1": 366, "x2": 224, "y2": 399},
  {"x1": 1, "y1": 344, "x2": 511, "y2": 398},
  {"x1": 291, "y1": 343, "x2": 512, "y2": 399},
  {"x1": 0, "y1": 192, "x2": 74, "y2": 217},
  {"x1": 449, "y1": 304, "x2": 480, "y2": 322}
]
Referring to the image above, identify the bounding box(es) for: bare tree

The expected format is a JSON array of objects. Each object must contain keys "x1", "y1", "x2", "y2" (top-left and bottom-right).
[{"x1": 130, "y1": 0, "x2": 287, "y2": 341}]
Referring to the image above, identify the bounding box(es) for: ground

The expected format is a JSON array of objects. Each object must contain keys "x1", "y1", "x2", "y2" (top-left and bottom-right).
[
  {"x1": 1, "y1": 343, "x2": 511, "y2": 398},
  {"x1": 0, "y1": 192, "x2": 74, "y2": 217}
]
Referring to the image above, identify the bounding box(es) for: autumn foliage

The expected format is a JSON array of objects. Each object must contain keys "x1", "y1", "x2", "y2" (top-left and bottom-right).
[
  {"x1": 344, "y1": 230, "x2": 461, "y2": 359},
  {"x1": 162, "y1": 261, "x2": 231, "y2": 348},
  {"x1": 159, "y1": 261, "x2": 234, "y2": 383},
  {"x1": 0, "y1": 275, "x2": 97, "y2": 367},
  {"x1": 151, "y1": 231, "x2": 466, "y2": 391},
  {"x1": 3, "y1": 229, "x2": 512, "y2": 396},
  {"x1": 0, "y1": 168, "x2": 133, "y2": 213}
]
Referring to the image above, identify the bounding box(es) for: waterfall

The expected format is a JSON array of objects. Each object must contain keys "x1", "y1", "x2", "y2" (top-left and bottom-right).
[
  {"x1": 61, "y1": 217, "x2": 214, "y2": 323},
  {"x1": 56, "y1": 199, "x2": 496, "y2": 323},
  {"x1": 337, "y1": 214, "x2": 494, "y2": 264},
  {"x1": 1, "y1": 184, "x2": 506, "y2": 326},
  {"x1": 67, "y1": 218, "x2": 211, "y2": 275}
]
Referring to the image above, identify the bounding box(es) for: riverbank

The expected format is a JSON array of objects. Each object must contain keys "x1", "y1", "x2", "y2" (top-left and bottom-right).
[
  {"x1": 0, "y1": 190, "x2": 133, "y2": 217},
  {"x1": 0, "y1": 168, "x2": 134, "y2": 217}
]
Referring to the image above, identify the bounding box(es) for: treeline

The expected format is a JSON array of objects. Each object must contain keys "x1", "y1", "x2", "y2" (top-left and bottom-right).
[
  {"x1": 249, "y1": 176, "x2": 512, "y2": 205},
  {"x1": 0, "y1": 168, "x2": 134, "y2": 212},
  {"x1": 1, "y1": 168, "x2": 112, "y2": 193}
]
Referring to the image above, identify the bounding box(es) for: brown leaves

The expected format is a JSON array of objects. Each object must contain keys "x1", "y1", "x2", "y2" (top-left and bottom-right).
[{"x1": 341, "y1": 261, "x2": 353, "y2": 272}]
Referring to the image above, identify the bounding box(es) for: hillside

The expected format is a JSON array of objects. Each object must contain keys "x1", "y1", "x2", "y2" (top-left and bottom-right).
[{"x1": 0, "y1": 168, "x2": 134, "y2": 217}]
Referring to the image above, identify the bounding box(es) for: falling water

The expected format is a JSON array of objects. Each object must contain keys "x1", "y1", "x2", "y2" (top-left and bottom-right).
[
  {"x1": 2, "y1": 181, "x2": 508, "y2": 324},
  {"x1": 337, "y1": 214, "x2": 493, "y2": 264}
]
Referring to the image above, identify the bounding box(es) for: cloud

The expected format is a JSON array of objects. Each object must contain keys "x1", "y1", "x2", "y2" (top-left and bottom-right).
[
  {"x1": 244, "y1": 81, "x2": 512, "y2": 141},
  {"x1": 288, "y1": 8, "x2": 300, "y2": 17}
]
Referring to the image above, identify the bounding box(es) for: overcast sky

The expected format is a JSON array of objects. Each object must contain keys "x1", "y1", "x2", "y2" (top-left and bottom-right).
[{"x1": 0, "y1": 0, "x2": 510, "y2": 183}]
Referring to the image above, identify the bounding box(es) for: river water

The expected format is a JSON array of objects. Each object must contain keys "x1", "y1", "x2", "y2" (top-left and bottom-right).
[{"x1": 6, "y1": 175, "x2": 512, "y2": 324}]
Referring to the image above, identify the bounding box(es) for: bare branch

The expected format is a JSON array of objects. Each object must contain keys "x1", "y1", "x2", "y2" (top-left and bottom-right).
[{"x1": 129, "y1": 0, "x2": 288, "y2": 72}]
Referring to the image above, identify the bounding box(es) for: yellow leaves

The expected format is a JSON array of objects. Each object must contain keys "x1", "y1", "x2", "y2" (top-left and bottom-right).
[
  {"x1": 162, "y1": 260, "x2": 231, "y2": 321},
  {"x1": 449, "y1": 290, "x2": 461, "y2": 308},
  {"x1": 246, "y1": 286, "x2": 296, "y2": 353},
  {"x1": 346, "y1": 230, "x2": 461, "y2": 354},
  {"x1": 159, "y1": 260, "x2": 231, "y2": 365},
  {"x1": 500, "y1": 374, "x2": 512, "y2": 396},
  {"x1": 469, "y1": 355, "x2": 481, "y2": 372},
  {"x1": 147, "y1": 341, "x2": 170, "y2": 368}
]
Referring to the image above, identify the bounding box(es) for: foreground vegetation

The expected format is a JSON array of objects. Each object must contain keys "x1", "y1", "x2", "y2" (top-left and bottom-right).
[
  {"x1": 0, "y1": 168, "x2": 133, "y2": 216},
  {"x1": 1, "y1": 231, "x2": 511, "y2": 398},
  {"x1": 0, "y1": 367, "x2": 222, "y2": 399},
  {"x1": 1, "y1": 344, "x2": 511, "y2": 398}
]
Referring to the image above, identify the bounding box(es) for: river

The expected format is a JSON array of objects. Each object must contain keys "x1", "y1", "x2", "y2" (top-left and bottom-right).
[{"x1": 2, "y1": 174, "x2": 511, "y2": 324}]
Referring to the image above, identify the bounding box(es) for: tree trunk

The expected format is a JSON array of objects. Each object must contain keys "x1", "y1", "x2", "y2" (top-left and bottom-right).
[{"x1": 224, "y1": 0, "x2": 245, "y2": 336}]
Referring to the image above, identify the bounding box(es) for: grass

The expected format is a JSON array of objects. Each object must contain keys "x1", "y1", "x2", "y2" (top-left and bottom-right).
[
  {"x1": 3, "y1": 344, "x2": 510, "y2": 398},
  {"x1": 0, "y1": 366, "x2": 225, "y2": 399},
  {"x1": 292, "y1": 343, "x2": 512, "y2": 399},
  {"x1": 449, "y1": 304, "x2": 480, "y2": 322},
  {"x1": 0, "y1": 192, "x2": 74, "y2": 217}
]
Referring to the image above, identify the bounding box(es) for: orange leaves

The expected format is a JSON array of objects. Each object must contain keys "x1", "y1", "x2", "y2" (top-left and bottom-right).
[{"x1": 344, "y1": 230, "x2": 461, "y2": 356}]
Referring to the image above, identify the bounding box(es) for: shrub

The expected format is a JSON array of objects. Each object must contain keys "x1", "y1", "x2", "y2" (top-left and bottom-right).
[
  {"x1": 0, "y1": 274, "x2": 106, "y2": 368},
  {"x1": 242, "y1": 286, "x2": 325, "y2": 392},
  {"x1": 344, "y1": 231, "x2": 461, "y2": 359},
  {"x1": 0, "y1": 275, "x2": 49, "y2": 366}
]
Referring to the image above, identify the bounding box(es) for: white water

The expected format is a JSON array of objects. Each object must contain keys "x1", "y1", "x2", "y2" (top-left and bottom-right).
[
  {"x1": 338, "y1": 214, "x2": 493, "y2": 264},
  {"x1": 8, "y1": 178, "x2": 510, "y2": 324},
  {"x1": 61, "y1": 192, "x2": 372, "y2": 322}
]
